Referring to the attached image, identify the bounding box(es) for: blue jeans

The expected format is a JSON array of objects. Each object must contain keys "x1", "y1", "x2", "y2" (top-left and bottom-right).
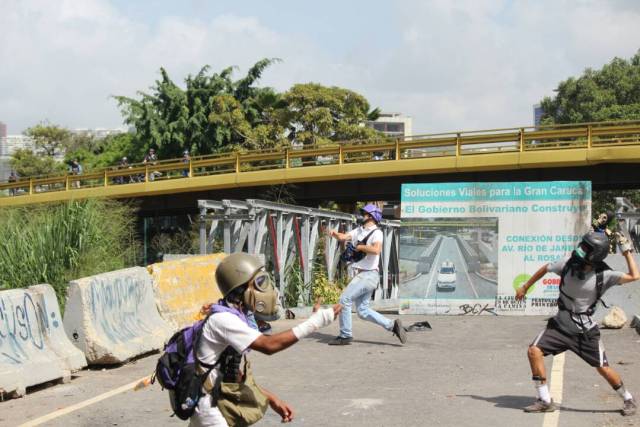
[{"x1": 339, "y1": 270, "x2": 393, "y2": 338}]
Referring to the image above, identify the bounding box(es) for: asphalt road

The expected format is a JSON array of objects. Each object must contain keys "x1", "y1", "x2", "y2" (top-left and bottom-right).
[
  {"x1": 2, "y1": 316, "x2": 639, "y2": 427},
  {"x1": 400, "y1": 237, "x2": 497, "y2": 300}
]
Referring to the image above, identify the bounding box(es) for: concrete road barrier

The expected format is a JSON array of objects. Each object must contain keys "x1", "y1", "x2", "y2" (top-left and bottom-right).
[
  {"x1": 63, "y1": 267, "x2": 173, "y2": 365},
  {"x1": 148, "y1": 254, "x2": 226, "y2": 328},
  {"x1": 0, "y1": 284, "x2": 86, "y2": 398}
]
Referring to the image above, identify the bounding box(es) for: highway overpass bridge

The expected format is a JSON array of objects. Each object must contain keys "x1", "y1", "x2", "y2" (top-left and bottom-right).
[{"x1": 1, "y1": 121, "x2": 640, "y2": 215}]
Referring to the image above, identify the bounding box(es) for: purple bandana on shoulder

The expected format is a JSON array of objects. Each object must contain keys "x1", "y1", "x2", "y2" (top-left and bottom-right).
[{"x1": 210, "y1": 300, "x2": 259, "y2": 331}]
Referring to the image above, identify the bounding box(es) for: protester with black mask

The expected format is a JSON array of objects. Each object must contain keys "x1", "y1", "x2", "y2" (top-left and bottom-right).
[{"x1": 515, "y1": 231, "x2": 639, "y2": 416}]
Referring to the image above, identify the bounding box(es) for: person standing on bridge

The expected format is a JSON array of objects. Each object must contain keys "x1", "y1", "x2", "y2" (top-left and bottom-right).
[
  {"x1": 143, "y1": 148, "x2": 160, "y2": 181},
  {"x1": 516, "y1": 231, "x2": 639, "y2": 416},
  {"x1": 191, "y1": 252, "x2": 342, "y2": 427},
  {"x1": 326, "y1": 204, "x2": 407, "y2": 346}
]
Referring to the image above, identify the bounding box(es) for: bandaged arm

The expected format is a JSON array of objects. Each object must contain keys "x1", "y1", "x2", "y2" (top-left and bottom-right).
[
  {"x1": 249, "y1": 308, "x2": 336, "y2": 355},
  {"x1": 292, "y1": 308, "x2": 335, "y2": 339}
]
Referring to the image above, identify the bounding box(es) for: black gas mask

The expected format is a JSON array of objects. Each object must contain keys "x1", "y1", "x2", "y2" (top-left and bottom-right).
[{"x1": 356, "y1": 214, "x2": 368, "y2": 225}]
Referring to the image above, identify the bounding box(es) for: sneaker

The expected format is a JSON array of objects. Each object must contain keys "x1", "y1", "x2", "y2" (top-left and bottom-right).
[
  {"x1": 392, "y1": 319, "x2": 407, "y2": 344},
  {"x1": 622, "y1": 398, "x2": 637, "y2": 416},
  {"x1": 523, "y1": 399, "x2": 556, "y2": 413},
  {"x1": 328, "y1": 336, "x2": 353, "y2": 346}
]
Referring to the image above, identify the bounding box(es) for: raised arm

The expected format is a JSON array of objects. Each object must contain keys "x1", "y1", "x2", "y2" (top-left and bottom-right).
[
  {"x1": 515, "y1": 264, "x2": 549, "y2": 301},
  {"x1": 618, "y1": 250, "x2": 640, "y2": 285}
]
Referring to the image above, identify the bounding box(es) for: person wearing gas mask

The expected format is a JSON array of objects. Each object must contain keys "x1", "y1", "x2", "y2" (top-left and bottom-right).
[
  {"x1": 515, "y1": 231, "x2": 639, "y2": 416},
  {"x1": 326, "y1": 204, "x2": 407, "y2": 346},
  {"x1": 191, "y1": 252, "x2": 342, "y2": 427}
]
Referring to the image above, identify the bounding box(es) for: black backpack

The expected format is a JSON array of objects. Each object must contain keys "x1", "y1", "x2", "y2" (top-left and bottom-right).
[
  {"x1": 340, "y1": 228, "x2": 378, "y2": 264},
  {"x1": 552, "y1": 261, "x2": 611, "y2": 338},
  {"x1": 154, "y1": 312, "x2": 225, "y2": 420},
  {"x1": 556, "y1": 261, "x2": 611, "y2": 316}
]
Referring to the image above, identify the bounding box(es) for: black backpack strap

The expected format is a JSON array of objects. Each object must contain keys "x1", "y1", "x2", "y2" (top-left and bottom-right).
[
  {"x1": 195, "y1": 310, "x2": 226, "y2": 370},
  {"x1": 361, "y1": 228, "x2": 379, "y2": 245},
  {"x1": 560, "y1": 262, "x2": 609, "y2": 315},
  {"x1": 199, "y1": 348, "x2": 227, "y2": 370},
  {"x1": 592, "y1": 268, "x2": 610, "y2": 311},
  {"x1": 557, "y1": 262, "x2": 573, "y2": 308}
]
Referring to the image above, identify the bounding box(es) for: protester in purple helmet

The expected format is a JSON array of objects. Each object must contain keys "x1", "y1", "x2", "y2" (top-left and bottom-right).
[{"x1": 326, "y1": 204, "x2": 407, "y2": 345}]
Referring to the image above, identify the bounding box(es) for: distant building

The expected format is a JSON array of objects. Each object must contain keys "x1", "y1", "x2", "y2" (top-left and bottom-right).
[
  {"x1": 72, "y1": 127, "x2": 127, "y2": 139},
  {"x1": 366, "y1": 113, "x2": 413, "y2": 138},
  {"x1": 2, "y1": 135, "x2": 36, "y2": 155},
  {"x1": 0, "y1": 122, "x2": 7, "y2": 158},
  {"x1": 0, "y1": 159, "x2": 10, "y2": 181},
  {"x1": 533, "y1": 104, "x2": 543, "y2": 126},
  {"x1": 0, "y1": 135, "x2": 37, "y2": 181}
]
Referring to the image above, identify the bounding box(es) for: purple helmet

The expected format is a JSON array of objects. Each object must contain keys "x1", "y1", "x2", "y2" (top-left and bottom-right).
[{"x1": 360, "y1": 204, "x2": 382, "y2": 223}]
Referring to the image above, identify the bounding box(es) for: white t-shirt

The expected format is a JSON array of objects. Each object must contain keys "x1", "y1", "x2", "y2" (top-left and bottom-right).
[
  {"x1": 196, "y1": 312, "x2": 262, "y2": 388},
  {"x1": 349, "y1": 226, "x2": 383, "y2": 271}
]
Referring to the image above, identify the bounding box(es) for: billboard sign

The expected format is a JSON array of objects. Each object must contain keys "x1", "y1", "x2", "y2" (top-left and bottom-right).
[{"x1": 399, "y1": 181, "x2": 591, "y2": 315}]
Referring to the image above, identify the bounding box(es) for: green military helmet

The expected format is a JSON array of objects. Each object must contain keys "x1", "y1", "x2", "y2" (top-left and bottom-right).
[{"x1": 215, "y1": 252, "x2": 265, "y2": 297}]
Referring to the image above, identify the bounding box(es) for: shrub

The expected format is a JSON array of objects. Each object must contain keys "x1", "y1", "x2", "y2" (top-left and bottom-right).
[{"x1": 311, "y1": 270, "x2": 343, "y2": 305}]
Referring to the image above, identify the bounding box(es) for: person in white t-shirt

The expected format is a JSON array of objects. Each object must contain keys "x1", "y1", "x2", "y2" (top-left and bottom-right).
[
  {"x1": 327, "y1": 204, "x2": 407, "y2": 346},
  {"x1": 191, "y1": 252, "x2": 341, "y2": 427}
]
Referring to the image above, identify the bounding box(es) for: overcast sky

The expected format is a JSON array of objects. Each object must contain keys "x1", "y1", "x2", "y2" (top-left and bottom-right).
[{"x1": 1, "y1": 0, "x2": 639, "y2": 135}]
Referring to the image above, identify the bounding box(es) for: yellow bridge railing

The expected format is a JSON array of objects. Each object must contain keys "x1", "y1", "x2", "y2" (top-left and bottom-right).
[{"x1": 1, "y1": 120, "x2": 640, "y2": 206}]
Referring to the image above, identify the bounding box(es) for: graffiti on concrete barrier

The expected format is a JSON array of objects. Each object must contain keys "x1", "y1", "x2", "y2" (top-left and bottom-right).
[
  {"x1": 0, "y1": 292, "x2": 58, "y2": 364},
  {"x1": 89, "y1": 275, "x2": 152, "y2": 343},
  {"x1": 458, "y1": 303, "x2": 497, "y2": 316}
]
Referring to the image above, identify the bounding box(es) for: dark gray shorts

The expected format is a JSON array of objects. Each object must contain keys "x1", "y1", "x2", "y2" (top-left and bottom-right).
[{"x1": 531, "y1": 325, "x2": 609, "y2": 368}]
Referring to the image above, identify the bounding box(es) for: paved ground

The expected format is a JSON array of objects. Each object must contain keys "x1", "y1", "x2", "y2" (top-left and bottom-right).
[{"x1": 2, "y1": 315, "x2": 639, "y2": 427}]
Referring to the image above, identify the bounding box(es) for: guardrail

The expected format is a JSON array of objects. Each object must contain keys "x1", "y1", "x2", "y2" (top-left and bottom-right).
[
  {"x1": 417, "y1": 235, "x2": 443, "y2": 274},
  {"x1": 2, "y1": 120, "x2": 640, "y2": 200},
  {"x1": 455, "y1": 235, "x2": 480, "y2": 273}
]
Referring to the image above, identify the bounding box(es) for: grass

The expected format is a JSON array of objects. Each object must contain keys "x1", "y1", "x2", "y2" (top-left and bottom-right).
[{"x1": 0, "y1": 199, "x2": 140, "y2": 310}]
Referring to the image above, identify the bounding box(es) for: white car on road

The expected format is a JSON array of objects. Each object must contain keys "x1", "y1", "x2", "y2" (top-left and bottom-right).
[{"x1": 436, "y1": 260, "x2": 456, "y2": 291}]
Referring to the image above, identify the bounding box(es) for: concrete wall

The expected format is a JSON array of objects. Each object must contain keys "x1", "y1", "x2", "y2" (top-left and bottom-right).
[
  {"x1": 161, "y1": 254, "x2": 200, "y2": 262},
  {"x1": 148, "y1": 254, "x2": 226, "y2": 328},
  {"x1": 63, "y1": 267, "x2": 173, "y2": 365},
  {"x1": 0, "y1": 285, "x2": 86, "y2": 397}
]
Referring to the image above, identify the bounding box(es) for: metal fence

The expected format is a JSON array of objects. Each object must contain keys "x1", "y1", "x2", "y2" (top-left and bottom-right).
[{"x1": 198, "y1": 199, "x2": 400, "y2": 306}]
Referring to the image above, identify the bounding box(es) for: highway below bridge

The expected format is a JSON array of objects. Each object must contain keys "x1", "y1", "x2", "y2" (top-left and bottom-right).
[{"x1": 401, "y1": 236, "x2": 497, "y2": 301}]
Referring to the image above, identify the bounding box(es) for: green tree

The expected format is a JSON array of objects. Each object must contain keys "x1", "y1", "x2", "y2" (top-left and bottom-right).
[
  {"x1": 540, "y1": 50, "x2": 640, "y2": 124},
  {"x1": 539, "y1": 50, "x2": 640, "y2": 215},
  {"x1": 65, "y1": 132, "x2": 139, "y2": 170},
  {"x1": 10, "y1": 149, "x2": 63, "y2": 177},
  {"x1": 24, "y1": 123, "x2": 73, "y2": 157},
  {"x1": 283, "y1": 83, "x2": 382, "y2": 146},
  {"x1": 592, "y1": 190, "x2": 640, "y2": 218},
  {"x1": 115, "y1": 59, "x2": 286, "y2": 159}
]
